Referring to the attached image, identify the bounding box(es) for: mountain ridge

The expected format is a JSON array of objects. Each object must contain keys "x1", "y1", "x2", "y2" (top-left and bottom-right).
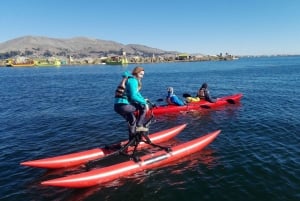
[{"x1": 0, "y1": 36, "x2": 180, "y2": 58}]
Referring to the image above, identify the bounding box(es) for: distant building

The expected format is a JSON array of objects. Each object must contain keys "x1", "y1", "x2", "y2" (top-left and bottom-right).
[{"x1": 177, "y1": 53, "x2": 189, "y2": 60}]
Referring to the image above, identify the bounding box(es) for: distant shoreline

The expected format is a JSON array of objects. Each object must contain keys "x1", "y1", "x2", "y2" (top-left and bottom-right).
[
  {"x1": 0, "y1": 57, "x2": 235, "y2": 67},
  {"x1": 0, "y1": 53, "x2": 238, "y2": 67},
  {"x1": 1, "y1": 54, "x2": 300, "y2": 67}
]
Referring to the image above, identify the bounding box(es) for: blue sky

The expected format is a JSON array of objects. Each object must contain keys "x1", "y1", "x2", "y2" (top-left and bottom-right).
[{"x1": 1, "y1": 0, "x2": 299, "y2": 55}]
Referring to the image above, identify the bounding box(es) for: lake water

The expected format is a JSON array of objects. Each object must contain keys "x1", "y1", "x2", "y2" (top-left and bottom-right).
[{"x1": 0, "y1": 56, "x2": 299, "y2": 201}]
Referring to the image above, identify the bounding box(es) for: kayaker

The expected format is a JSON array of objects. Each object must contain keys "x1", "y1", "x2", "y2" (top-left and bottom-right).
[
  {"x1": 166, "y1": 87, "x2": 185, "y2": 106},
  {"x1": 114, "y1": 66, "x2": 149, "y2": 139},
  {"x1": 197, "y1": 83, "x2": 216, "y2": 103}
]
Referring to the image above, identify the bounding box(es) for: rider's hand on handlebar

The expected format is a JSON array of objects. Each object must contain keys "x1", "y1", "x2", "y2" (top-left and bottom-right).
[{"x1": 145, "y1": 103, "x2": 149, "y2": 112}]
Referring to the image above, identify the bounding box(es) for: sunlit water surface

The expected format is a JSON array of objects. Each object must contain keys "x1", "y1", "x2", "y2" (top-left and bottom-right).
[{"x1": 0, "y1": 56, "x2": 299, "y2": 201}]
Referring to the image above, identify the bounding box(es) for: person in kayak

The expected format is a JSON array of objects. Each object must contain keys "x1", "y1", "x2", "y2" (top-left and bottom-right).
[
  {"x1": 197, "y1": 83, "x2": 216, "y2": 103},
  {"x1": 166, "y1": 87, "x2": 185, "y2": 106},
  {"x1": 114, "y1": 66, "x2": 149, "y2": 139}
]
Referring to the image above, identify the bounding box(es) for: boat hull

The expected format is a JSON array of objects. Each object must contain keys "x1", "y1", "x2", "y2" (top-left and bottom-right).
[
  {"x1": 20, "y1": 124, "x2": 187, "y2": 169},
  {"x1": 152, "y1": 93, "x2": 242, "y2": 115},
  {"x1": 41, "y1": 129, "x2": 220, "y2": 188}
]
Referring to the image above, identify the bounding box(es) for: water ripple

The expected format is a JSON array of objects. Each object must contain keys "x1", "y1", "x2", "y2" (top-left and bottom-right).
[{"x1": 1, "y1": 58, "x2": 300, "y2": 201}]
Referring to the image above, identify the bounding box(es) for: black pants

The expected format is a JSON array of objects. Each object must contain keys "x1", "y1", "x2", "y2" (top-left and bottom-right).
[{"x1": 114, "y1": 103, "x2": 147, "y2": 135}]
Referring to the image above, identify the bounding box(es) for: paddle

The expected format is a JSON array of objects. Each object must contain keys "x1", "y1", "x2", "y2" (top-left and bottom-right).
[
  {"x1": 200, "y1": 105, "x2": 211, "y2": 109},
  {"x1": 146, "y1": 99, "x2": 164, "y2": 108},
  {"x1": 200, "y1": 98, "x2": 236, "y2": 109},
  {"x1": 226, "y1": 99, "x2": 235, "y2": 104}
]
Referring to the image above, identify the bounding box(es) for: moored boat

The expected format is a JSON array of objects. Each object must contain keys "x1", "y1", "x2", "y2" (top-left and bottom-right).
[
  {"x1": 35, "y1": 59, "x2": 61, "y2": 67},
  {"x1": 41, "y1": 129, "x2": 221, "y2": 188},
  {"x1": 6, "y1": 58, "x2": 35, "y2": 67},
  {"x1": 20, "y1": 124, "x2": 187, "y2": 169},
  {"x1": 105, "y1": 56, "x2": 128, "y2": 65}
]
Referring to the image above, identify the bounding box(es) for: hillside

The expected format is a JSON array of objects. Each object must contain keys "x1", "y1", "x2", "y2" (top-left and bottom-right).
[{"x1": 0, "y1": 36, "x2": 179, "y2": 59}]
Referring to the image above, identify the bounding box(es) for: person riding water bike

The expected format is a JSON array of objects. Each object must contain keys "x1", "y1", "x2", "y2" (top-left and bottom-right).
[{"x1": 114, "y1": 66, "x2": 149, "y2": 139}]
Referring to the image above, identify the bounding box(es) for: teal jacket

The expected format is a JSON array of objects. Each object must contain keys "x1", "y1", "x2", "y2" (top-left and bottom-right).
[{"x1": 114, "y1": 72, "x2": 147, "y2": 106}]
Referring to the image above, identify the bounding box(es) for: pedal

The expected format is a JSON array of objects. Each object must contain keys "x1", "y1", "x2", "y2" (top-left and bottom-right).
[
  {"x1": 131, "y1": 155, "x2": 141, "y2": 162},
  {"x1": 165, "y1": 147, "x2": 172, "y2": 152}
]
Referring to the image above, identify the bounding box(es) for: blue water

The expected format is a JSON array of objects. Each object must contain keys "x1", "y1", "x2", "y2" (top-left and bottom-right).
[{"x1": 0, "y1": 56, "x2": 299, "y2": 201}]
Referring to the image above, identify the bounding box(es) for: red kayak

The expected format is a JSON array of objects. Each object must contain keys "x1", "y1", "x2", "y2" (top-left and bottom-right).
[
  {"x1": 41, "y1": 129, "x2": 221, "y2": 188},
  {"x1": 152, "y1": 93, "x2": 242, "y2": 115},
  {"x1": 21, "y1": 124, "x2": 187, "y2": 169}
]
